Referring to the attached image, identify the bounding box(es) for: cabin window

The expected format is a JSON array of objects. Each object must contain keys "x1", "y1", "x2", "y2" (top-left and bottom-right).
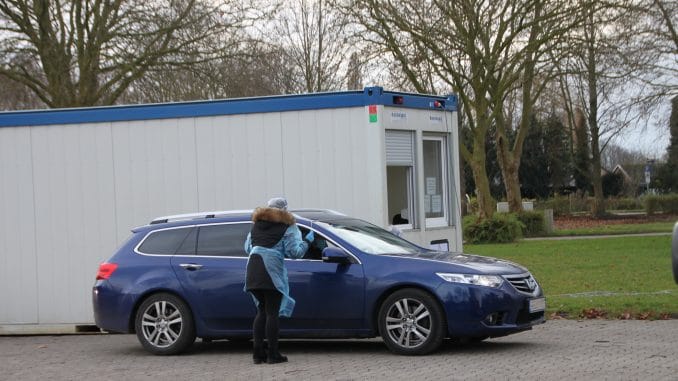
[
  {"x1": 385, "y1": 130, "x2": 415, "y2": 228},
  {"x1": 423, "y1": 136, "x2": 448, "y2": 227}
]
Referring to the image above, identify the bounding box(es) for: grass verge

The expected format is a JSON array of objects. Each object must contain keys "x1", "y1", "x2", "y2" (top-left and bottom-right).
[
  {"x1": 551, "y1": 221, "x2": 675, "y2": 236},
  {"x1": 466, "y1": 235, "x2": 677, "y2": 319}
]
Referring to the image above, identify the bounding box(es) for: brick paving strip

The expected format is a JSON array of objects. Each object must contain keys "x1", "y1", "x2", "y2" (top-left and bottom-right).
[{"x1": 1, "y1": 320, "x2": 677, "y2": 380}]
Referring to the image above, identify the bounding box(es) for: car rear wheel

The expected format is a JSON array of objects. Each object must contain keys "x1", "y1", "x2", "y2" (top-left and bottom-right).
[
  {"x1": 134, "y1": 293, "x2": 196, "y2": 355},
  {"x1": 378, "y1": 289, "x2": 446, "y2": 355}
]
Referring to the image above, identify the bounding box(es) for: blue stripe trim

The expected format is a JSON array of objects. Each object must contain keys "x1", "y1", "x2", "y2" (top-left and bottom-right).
[{"x1": 0, "y1": 87, "x2": 458, "y2": 127}]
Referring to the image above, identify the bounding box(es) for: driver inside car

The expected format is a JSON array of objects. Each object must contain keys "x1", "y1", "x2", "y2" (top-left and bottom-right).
[{"x1": 300, "y1": 228, "x2": 328, "y2": 260}]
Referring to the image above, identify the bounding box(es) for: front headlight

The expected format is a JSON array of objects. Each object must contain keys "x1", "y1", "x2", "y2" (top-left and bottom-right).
[{"x1": 436, "y1": 273, "x2": 504, "y2": 288}]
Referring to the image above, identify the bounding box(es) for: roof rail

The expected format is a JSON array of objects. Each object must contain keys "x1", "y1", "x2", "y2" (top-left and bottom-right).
[
  {"x1": 149, "y1": 208, "x2": 346, "y2": 225},
  {"x1": 290, "y1": 208, "x2": 346, "y2": 216},
  {"x1": 150, "y1": 210, "x2": 252, "y2": 225}
]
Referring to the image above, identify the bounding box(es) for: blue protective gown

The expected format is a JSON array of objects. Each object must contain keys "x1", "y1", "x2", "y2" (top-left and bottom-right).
[{"x1": 244, "y1": 225, "x2": 308, "y2": 317}]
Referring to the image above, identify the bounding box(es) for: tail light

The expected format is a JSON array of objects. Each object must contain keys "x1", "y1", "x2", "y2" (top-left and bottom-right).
[{"x1": 96, "y1": 262, "x2": 118, "y2": 280}]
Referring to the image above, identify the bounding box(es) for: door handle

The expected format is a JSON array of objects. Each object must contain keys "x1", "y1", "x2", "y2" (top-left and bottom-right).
[{"x1": 179, "y1": 263, "x2": 203, "y2": 271}]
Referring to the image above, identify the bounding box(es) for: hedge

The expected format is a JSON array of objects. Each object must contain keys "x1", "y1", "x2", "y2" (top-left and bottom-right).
[
  {"x1": 463, "y1": 214, "x2": 524, "y2": 244},
  {"x1": 644, "y1": 194, "x2": 678, "y2": 214},
  {"x1": 516, "y1": 211, "x2": 546, "y2": 237}
]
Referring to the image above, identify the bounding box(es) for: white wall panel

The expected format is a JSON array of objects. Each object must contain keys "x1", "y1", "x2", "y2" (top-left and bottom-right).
[
  {"x1": 279, "y1": 107, "x2": 383, "y2": 223},
  {"x1": 363, "y1": 107, "x2": 388, "y2": 224},
  {"x1": 280, "y1": 111, "x2": 304, "y2": 207},
  {"x1": 112, "y1": 118, "x2": 199, "y2": 236},
  {"x1": 297, "y1": 110, "x2": 322, "y2": 206},
  {"x1": 194, "y1": 116, "x2": 219, "y2": 210},
  {"x1": 31, "y1": 123, "x2": 117, "y2": 323},
  {"x1": 261, "y1": 113, "x2": 285, "y2": 199},
  {"x1": 196, "y1": 115, "x2": 249, "y2": 210},
  {"x1": 315, "y1": 109, "x2": 339, "y2": 208},
  {"x1": 0, "y1": 127, "x2": 38, "y2": 324},
  {"x1": 229, "y1": 115, "x2": 253, "y2": 207},
  {"x1": 194, "y1": 113, "x2": 285, "y2": 211},
  {"x1": 245, "y1": 113, "x2": 282, "y2": 206},
  {"x1": 32, "y1": 124, "x2": 70, "y2": 323},
  {"x1": 176, "y1": 118, "x2": 200, "y2": 214},
  {"x1": 329, "y1": 109, "x2": 357, "y2": 215}
]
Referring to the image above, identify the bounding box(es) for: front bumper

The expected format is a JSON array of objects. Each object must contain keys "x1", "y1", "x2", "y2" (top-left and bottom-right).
[{"x1": 437, "y1": 280, "x2": 545, "y2": 338}]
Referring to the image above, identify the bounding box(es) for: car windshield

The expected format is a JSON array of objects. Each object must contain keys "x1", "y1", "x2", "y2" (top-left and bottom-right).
[{"x1": 316, "y1": 218, "x2": 422, "y2": 255}]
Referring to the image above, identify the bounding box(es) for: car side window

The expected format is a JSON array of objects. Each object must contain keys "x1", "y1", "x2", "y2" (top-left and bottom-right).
[
  {"x1": 138, "y1": 227, "x2": 195, "y2": 255},
  {"x1": 175, "y1": 227, "x2": 198, "y2": 255},
  {"x1": 196, "y1": 223, "x2": 251, "y2": 257},
  {"x1": 298, "y1": 227, "x2": 335, "y2": 260}
]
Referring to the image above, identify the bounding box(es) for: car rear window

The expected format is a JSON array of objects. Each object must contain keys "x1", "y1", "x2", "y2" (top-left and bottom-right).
[
  {"x1": 196, "y1": 223, "x2": 251, "y2": 257},
  {"x1": 138, "y1": 227, "x2": 195, "y2": 255}
]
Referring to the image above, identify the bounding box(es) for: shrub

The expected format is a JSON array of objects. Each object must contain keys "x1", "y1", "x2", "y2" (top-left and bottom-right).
[
  {"x1": 606, "y1": 197, "x2": 643, "y2": 211},
  {"x1": 536, "y1": 195, "x2": 570, "y2": 216},
  {"x1": 463, "y1": 213, "x2": 524, "y2": 244},
  {"x1": 644, "y1": 194, "x2": 678, "y2": 214},
  {"x1": 517, "y1": 211, "x2": 546, "y2": 237},
  {"x1": 464, "y1": 196, "x2": 479, "y2": 216},
  {"x1": 536, "y1": 194, "x2": 591, "y2": 216}
]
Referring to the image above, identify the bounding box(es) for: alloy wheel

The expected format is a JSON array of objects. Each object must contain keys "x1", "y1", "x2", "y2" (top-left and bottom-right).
[
  {"x1": 384, "y1": 297, "x2": 432, "y2": 349},
  {"x1": 140, "y1": 300, "x2": 183, "y2": 348}
]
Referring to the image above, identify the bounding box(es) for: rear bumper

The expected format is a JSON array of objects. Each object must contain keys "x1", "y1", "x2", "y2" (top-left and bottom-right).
[{"x1": 92, "y1": 281, "x2": 134, "y2": 333}]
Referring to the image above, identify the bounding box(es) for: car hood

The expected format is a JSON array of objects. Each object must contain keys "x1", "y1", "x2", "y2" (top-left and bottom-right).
[{"x1": 383, "y1": 251, "x2": 528, "y2": 275}]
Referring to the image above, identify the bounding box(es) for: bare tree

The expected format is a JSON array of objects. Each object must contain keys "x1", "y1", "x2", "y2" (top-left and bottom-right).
[
  {"x1": 622, "y1": 0, "x2": 678, "y2": 108},
  {"x1": 275, "y1": 0, "x2": 354, "y2": 92},
  {"x1": 553, "y1": 0, "x2": 673, "y2": 215},
  {"x1": 339, "y1": 0, "x2": 582, "y2": 217},
  {"x1": 601, "y1": 143, "x2": 647, "y2": 169},
  {"x1": 122, "y1": 41, "x2": 298, "y2": 103},
  {"x1": 0, "y1": 0, "x2": 262, "y2": 108},
  {"x1": 345, "y1": 52, "x2": 363, "y2": 90},
  {"x1": 0, "y1": 52, "x2": 42, "y2": 109}
]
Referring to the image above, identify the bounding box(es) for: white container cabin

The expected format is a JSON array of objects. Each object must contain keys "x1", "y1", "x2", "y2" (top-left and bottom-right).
[{"x1": 0, "y1": 87, "x2": 462, "y2": 331}]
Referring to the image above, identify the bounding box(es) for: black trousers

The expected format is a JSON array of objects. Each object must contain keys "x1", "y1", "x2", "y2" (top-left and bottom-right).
[{"x1": 250, "y1": 289, "x2": 283, "y2": 355}]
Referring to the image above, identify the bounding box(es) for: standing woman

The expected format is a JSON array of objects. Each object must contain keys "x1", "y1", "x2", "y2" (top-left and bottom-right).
[{"x1": 244, "y1": 197, "x2": 313, "y2": 364}]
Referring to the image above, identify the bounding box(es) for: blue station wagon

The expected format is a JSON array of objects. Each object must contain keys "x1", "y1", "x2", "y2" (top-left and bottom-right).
[{"x1": 93, "y1": 210, "x2": 545, "y2": 355}]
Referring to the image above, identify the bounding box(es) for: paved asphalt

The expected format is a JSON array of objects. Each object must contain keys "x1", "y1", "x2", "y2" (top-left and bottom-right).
[{"x1": 1, "y1": 319, "x2": 677, "y2": 380}]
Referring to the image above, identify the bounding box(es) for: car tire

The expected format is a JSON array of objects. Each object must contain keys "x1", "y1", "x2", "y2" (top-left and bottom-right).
[
  {"x1": 134, "y1": 293, "x2": 196, "y2": 355},
  {"x1": 378, "y1": 289, "x2": 446, "y2": 355}
]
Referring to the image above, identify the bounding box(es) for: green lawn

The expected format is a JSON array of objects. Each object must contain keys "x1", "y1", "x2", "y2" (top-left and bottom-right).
[
  {"x1": 465, "y1": 235, "x2": 677, "y2": 319},
  {"x1": 551, "y1": 221, "x2": 675, "y2": 236}
]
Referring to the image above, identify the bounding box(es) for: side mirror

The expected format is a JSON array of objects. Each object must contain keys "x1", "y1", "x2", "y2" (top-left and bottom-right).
[{"x1": 322, "y1": 247, "x2": 351, "y2": 264}]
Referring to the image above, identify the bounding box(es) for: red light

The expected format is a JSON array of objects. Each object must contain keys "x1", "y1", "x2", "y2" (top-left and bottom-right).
[
  {"x1": 96, "y1": 263, "x2": 118, "y2": 280},
  {"x1": 433, "y1": 100, "x2": 442, "y2": 108},
  {"x1": 393, "y1": 96, "x2": 404, "y2": 105}
]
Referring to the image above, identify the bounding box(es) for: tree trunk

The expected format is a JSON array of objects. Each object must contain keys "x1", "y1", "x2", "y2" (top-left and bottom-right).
[
  {"x1": 493, "y1": 0, "x2": 542, "y2": 214},
  {"x1": 586, "y1": 4, "x2": 606, "y2": 217},
  {"x1": 459, "y1": 105, "x2": 496, "y2": 219},
  {"x1": 496, "y1": 121, "x2": 527, "y2": 213},
  {"x1": 497, "y1": 148, "x2": 523, "y2": 212},
  {"x1": 469, "y1": 151, "x2": 495, "y2": 219},
  {"x1": 590, "y1": 130, "x2": 605, "y2": 216}
]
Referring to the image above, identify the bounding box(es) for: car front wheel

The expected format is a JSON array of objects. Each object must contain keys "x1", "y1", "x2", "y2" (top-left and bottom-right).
[
  {"x1": 378, "y1": 289, "x2": 446, "y2": 355},
  {"x1": 134, "y1": 293, "x2": 196, "y2": 355}
]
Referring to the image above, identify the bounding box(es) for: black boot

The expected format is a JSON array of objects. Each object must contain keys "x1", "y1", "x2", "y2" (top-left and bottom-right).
[
  {"x1": 252, "y1": 346, "x2": 267, "y2": 364},
  {"x1": 267, "y1": 352, "x2": 288, "y2": 364}
]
